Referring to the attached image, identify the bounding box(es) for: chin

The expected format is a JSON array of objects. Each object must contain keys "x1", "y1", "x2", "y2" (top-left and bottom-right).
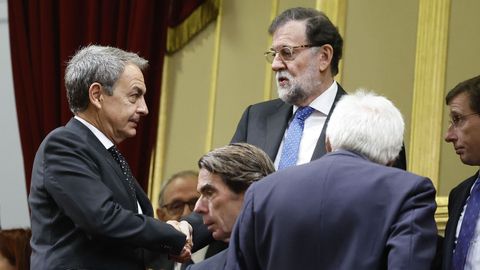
[{"x1": 212, "y1": 231, "x2": 227, "y2": 241}]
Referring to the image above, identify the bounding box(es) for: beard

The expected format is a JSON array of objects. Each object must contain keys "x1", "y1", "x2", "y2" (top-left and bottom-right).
[{"x1": 276, "y1": 63, "x2": 321, "y2": 106}]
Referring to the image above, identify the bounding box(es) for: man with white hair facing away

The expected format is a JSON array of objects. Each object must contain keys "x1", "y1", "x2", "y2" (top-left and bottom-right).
[{"x1": 225, "y1": 90, "x2": 438, "y2": 270}]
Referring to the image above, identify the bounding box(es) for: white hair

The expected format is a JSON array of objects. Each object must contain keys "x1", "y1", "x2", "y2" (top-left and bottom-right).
[{"x1": 326, "y1": 90, "x2": 404, "y2": 165}]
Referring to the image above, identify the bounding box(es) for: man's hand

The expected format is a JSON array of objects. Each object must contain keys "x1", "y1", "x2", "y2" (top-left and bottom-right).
[{"x1": 167, "y1": 220, "x2": 193, "y2": 263}]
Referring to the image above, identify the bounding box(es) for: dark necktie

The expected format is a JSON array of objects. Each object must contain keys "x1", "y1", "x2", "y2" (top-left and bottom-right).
[
  {"x1": 278, "y1": 106, "x2": 315, "y2": 170},
  {"x1": 108, "y1": 146, "x2": 137, "y2": 203},
  {"x1": 452, "y1": 176, "x2": 480, "y2": 270}
]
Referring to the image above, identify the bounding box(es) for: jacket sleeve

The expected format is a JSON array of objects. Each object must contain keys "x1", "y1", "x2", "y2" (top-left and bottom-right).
[
  {"x1": 386, "y1": 177, "x2": 437, "y2": 269},
  {"x1": 43, "y1": 131, "x2": 186, "y2": 254},
  {"x1": 231, "y1": 105, "x2": 252, "y2": 143}
]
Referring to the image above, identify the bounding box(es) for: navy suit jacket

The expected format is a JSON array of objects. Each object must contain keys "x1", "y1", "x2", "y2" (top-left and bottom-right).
[
  {"x1": 226, "y1": 150, "x2": 437, "y2": 270},
  {"x1": 29, "y1": 118, "x2": 186, "y2": 270},
  {"x1": 231, "y1": 85, "x2": 407, "y2": 169},
  {"x1": 441, "y1": 172, "x2": 478, "y2": 270}
]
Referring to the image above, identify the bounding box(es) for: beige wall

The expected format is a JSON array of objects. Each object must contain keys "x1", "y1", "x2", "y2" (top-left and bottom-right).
[
  {"x1": 150, "y1": 0, "x2": 480, "y2": 212},
  {"x1": 439, "y1": 0, "x2": 480, "y2": 195}
]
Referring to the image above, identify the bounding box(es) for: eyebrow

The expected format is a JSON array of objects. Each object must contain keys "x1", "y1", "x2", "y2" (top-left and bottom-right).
[
  {"x1": 133, "y1": 86, "x2": 146, "y2": 95},
  {"x1": 198, "y1": 183, "x2": 215, "y2": 194}
]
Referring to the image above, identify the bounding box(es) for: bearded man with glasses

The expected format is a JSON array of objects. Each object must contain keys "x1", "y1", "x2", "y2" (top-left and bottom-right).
[{"x1": 231, "y1": 7, "x2": 407, "y2": 171}]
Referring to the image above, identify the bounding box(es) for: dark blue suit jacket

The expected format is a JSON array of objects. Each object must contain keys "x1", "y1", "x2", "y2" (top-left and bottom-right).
[
  {"x1": 441, "y1": 172, "x2": 478, "y2": 270},
  {"x1": 29, "y1": 118, "x2": 186, "y2": 270},
  {"x1": 226, "y1": 150, "x2": 437, "y2": 270}
]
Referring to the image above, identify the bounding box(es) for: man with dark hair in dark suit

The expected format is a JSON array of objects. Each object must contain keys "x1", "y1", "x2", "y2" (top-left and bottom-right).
[
  {"x1": 442, "y1": 75, "x2": 480, "y2": 270},
  {"x1": 29, "y1": 45, "x2": 191, "y2": 270},
  {"x1": 231, "y1": 7, "x2": 406, "y2": 170},
  {"x1": 186, "y1": 143, "x2": 275, "y2": 270}
]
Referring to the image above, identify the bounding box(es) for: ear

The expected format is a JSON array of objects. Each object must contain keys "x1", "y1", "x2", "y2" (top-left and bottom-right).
[
  {"x1": 325, "y1": 137, "x2": 333, "y2": 153},
  {"x1": 317, "y1": 44, "x2": 334, "y2": 73},
  {"x1": 88, "y1": 83, "x2": 104, "y2": 109}
]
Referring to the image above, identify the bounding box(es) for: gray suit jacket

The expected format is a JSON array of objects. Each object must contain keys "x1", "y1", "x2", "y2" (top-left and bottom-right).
[
  {"x1": 226, "y1": 150, "x2": 437, "y2": 270},
  {"x1": 29, "y1": 118, "x2": 186, "y2": 270},
  {"x1": 231, "y1": 85, "x2": 406, "y2": 169}
]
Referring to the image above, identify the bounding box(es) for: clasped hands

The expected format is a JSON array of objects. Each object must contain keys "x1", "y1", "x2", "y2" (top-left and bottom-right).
[{"x1": 167, "y1": 220, "x2": 193, "y2": 263}]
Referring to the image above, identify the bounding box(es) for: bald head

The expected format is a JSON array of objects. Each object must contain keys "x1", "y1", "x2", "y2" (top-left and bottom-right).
[{"x1": 156, "y1": 171, "x2": 199, "y2": 221}]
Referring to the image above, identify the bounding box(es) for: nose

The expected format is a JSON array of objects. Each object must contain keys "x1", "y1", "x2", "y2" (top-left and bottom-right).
[
  {"x1": 271, "y1": 54, "x2": 286, "y2": 72},
  {"x1": 194, "y1": 197, "x2": 208, "y2": 214},
  {"x1": 444, "y1": 125, "x2": 457, "y2": 143},
  {"x1": 137, "y1": 96, "x2": 149, "y2": 116}
]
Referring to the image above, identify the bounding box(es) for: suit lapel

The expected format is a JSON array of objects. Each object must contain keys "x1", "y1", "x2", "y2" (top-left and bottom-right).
[
  {"x1": 311, "y1": 85, "x2": 347, "y2": 160},
  {"x1": 265, "y1": 102, "x2": 292, "y2": 161},
  {"x1": 105, "y1": 150, "x2": 139, "y2": 212},
  {"x1": 443, "y1": 173, "x2": 478, "y2": 269},
  {"x1": 67, "y1": 118, "x2": 139, "y2": 212}
]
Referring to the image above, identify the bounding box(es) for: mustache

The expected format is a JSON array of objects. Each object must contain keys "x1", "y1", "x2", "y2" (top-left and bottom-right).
[{"x1": 276, "y1": 70, "x2": 293, "y2": 80}]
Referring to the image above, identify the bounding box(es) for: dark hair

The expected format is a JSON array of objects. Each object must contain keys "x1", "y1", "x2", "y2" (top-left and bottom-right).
[
  {"x1": 446, "y1": 75, "x2": 480, "y2": 113},
  {"x1": 158, "y1": 170, "x2": 198, "y2": 206},
  {"x1": 0, "y1": 228, "x2": 32, "y2": 270},
  {"x1": 198, "y1": 143, "x2": 275, "y2": 194},
  {"x1": 268, "y1": 7, "x2": 343, "y2": 76}
]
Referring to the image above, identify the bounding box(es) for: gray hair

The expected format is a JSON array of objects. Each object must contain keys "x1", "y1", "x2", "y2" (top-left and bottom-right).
[
  {"x1": 157, "y1": 170, "x2": 198, "y2": 206},
  {"x1": 326, "y1": 90, "x2": 404, "y2": 165},
  {"x1": 64, "y1": 45, "x2": 148, "y2": 114},
  {"x1": 268, "y1": 7, "x2": 343, "y2": 76},
  {"x1": 198, "y1": 143, "x2": 275, "y2": 194}
]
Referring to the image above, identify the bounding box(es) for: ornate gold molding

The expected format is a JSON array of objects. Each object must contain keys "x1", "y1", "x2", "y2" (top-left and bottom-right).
[
  {"x1": 436, "y1": 196, "x2": 448, "y2": 236},
  {"x1": 316, "y1": 0, "x2": 347, "y2": 83},
  {"x1": 205, "y1": 0, "x2": 223, "y2": 153},
  {"x1": 148, "y1": 57, "x2": 171, "y2": 214},
  {"x1": 263, "y1": 0, "x2": 279, "y2": 101},
  {"x1": 409, "y1": 0, "x2": 450, "y2": 188}
]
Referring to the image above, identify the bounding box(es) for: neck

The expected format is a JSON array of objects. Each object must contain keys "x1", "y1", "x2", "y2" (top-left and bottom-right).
[{"x1": 295, "y1": 77, "x2": 335, "y2": 107}]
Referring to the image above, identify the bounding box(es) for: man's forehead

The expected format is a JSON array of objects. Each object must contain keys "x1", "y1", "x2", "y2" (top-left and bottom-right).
[
  {"x1": 448, "y1": 92, "x2": 471, "y2": 112},
  {"x1": 272, "y1": 20, "x2": 307, "y2": 47},
  {"x1": 198, "y1": 169, "x2": 225, "y2": 190}
]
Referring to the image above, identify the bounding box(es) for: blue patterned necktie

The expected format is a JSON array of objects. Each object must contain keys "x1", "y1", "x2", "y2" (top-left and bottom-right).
[
  {"x1": 278, "y1": 106, "x2": 315, "y2": 170},
  {"x1": 452, "y1": 176, "x2": 480, "y2": 270},
  {"x1": 108, "y1": 146, "x2": 137, "y2": 203}
]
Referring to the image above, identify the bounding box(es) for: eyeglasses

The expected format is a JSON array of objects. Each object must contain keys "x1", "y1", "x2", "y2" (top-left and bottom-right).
[
  {"x1": 161, "y1": 198, "x2": 199, "y2": 216},
  {"x1": 448, "y1": 112, "x2": 480, "y2": 128},
  {"x1": 264, "y1": 44, "x2": 320, "y2": 63}
]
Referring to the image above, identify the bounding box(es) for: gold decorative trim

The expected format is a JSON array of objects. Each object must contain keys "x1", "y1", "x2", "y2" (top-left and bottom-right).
[
  {"x1": 316, "y1": 0, "x2": 347, "y2": 84},
  {"x1": 205, "y1": 0, "x2": 223, "y2": 153},
  {"x1": 409, "y1": 0, "x2": 450, "y2": 188},
  {"x1": 167, "y1": 0, "x2": 220, "y2": 54},
  {"x1": 436, "y1": 196, "x2": 448, "y2": 236},
  {"x1": 148, "y1": 57, "x2": 171, "y2": 215},
  {"x1": 263, "y1": 0, "x2": 279, "y2": 101}
]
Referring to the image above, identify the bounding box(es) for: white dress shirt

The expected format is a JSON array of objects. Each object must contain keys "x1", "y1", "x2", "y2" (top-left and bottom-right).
[
  {"x1": 74, "y1": 116, "x2": 143, "y2": 214},
  {"x1": 274, "y1": 81, "x2": 338, "y2": 169},
  {"x1": 455, "y1": 177, "x2": 480, "y2": 270}
]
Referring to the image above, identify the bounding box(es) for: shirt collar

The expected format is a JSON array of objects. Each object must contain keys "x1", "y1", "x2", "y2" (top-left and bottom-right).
[{"x1": 74, "y1": 116, "x2": 114, "y2": 149}]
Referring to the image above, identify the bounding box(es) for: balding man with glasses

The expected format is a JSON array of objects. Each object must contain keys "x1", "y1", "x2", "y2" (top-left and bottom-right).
[
  {"x1": 441, "y1": 75, "x2": 480, "y2": 270},
  {"x1": 231, "y1": 7, "x2": 406, "y2": 170}
]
